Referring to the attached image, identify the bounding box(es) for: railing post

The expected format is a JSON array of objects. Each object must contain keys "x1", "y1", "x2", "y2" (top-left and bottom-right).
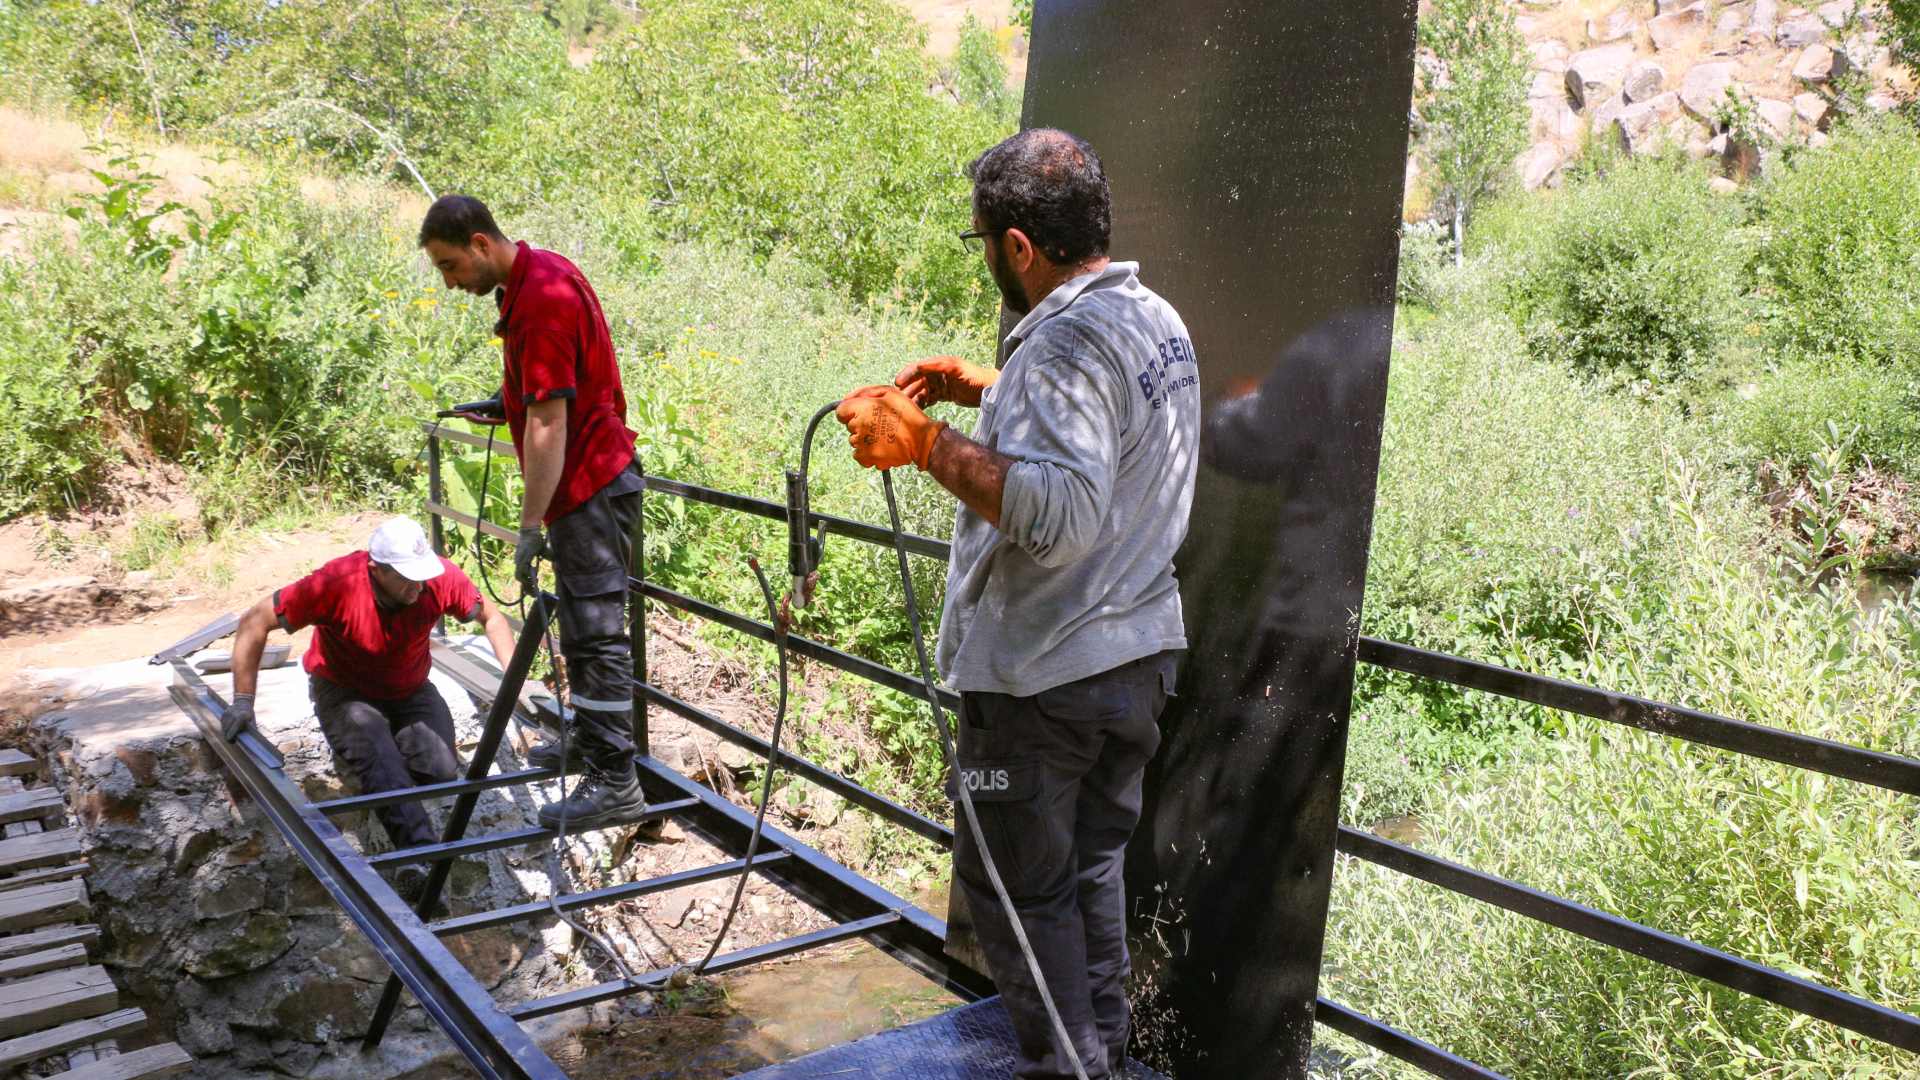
[
  {"x1": 427, "y1": 432, "x2": 446, "y2": 557},
  {"x1": 630, "y1": 464, "x2": 649, "y2": 758}
]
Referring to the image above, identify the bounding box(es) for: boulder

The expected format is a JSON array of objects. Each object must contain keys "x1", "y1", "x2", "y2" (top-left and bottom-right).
[
  {"x1": 1624, "y1": 59, "x2": 1668, "y2": 103},
  {"x1": 1807, "y1": 129, "x2": 1832, "y2": 148},
  {"x1": 1754, "y1": 96, "x2": 1795, "y2": 138},
  {"x1": 1517, "y1": 143, "x2": 1565, "y2": 192},
  {"x1": 1616, "y1": 93, "x2": 1680, "y2": 155},
  {"x1": 1709, "y1": 176, "x2": 1742, "y2": 195},
  {"x1": 1590, "y1": 93, "x2": 1631, "y2": 136},
  {"x1": 1655, "y1": 0, "x2": 1694, "y2": 11},
  {"x1": 1679, "y1": 61, "x2": 1740, "y2": 119},
  {"x1": 1588, "y1": 7, "x2": 1641, "y2": 42},
  {"x1": 1750, "y1": 0, "x2": 1780, "y2": 39},
  {"x1": 1818, "y1": 0, "x2": 1856, "y2": 27},
  {"x1": 1650, "y1": 3, "x2": 1710, "y2": 50},
  {"x1": 1778, "y1": 14, "x2": 1828, "y2": 46},
  {"x1": 1794, "y1": 90, "x2": 1832, "y2": 129},
  {"x1": 1792, "y1": 43, "x2": 1853, "y2": 83},
  {"x1": 1717, "y1": 8, "x2": 1747, "y2": 37},
  {"x1": 1566, "y1": 43, "x2": 1638, "y2": 109},
  {"x1": 1865, "y1": 91, "x2": 1899, "y2": 112},
  {"x1": 1531, "y1": 39, "x2": 1572, "y2": 72}
]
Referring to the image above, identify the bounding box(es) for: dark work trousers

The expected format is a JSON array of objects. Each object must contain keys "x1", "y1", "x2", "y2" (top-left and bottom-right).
[
  {"x1": 310, "y1": 675, "x2": 461, "y2": 850},
  {"x1": 951, "y1": 650, "x2": 1178, "y2": 1080},
  {"x1": 547, "y1": 458, "x2": 643, "y2": 783}
]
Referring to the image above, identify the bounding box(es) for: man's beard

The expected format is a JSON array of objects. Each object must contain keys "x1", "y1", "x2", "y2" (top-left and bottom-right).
[{"x1": 986, "y1": 245, "x2": 1031, "y2": 315}]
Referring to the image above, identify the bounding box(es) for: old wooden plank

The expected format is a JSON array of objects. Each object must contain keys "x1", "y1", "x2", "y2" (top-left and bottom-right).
[
  {"x1": 0, "y1": 964, "x2": 116, "y2": 1039},
  {"x1": 0, "y1": 942, "x2": 88, "y2": 981},
  {"x1": 0, "y1": 863, "x2": 88, "y2": 892},
  {"x1": 0, "y1": 1006, "x2": 145, "y2": 1071},
  {"x1": 0, "y1": 751, "x2": 36, "y2": 778},
  {"x1": 0, "y1": 788, "x2": 65, "y2": 829},
  {"x1": 0, "y1": 924, "x2": 99, "y2": 961},
  {"x1": 0, "y1": 879, "x2": 89, "y2": 933},
  {"x1": 46, "y1": 1043, "x2": 190, "y2": 1080},
  {"x1": 0, "y1": 829, "x2": 84, "y2": 874}
]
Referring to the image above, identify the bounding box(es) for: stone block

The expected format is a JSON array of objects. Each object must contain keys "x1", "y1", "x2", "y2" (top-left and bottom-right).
[
  {"x1": 1779, "y1": 13, "x2": 1829, "y2": 46},
  {"x1": 1794, "y1": 91, "x2": 1832, "y2": 129},
  {"x1": 1566, "y1": 43, "x2": 1639, "y2": 109},
  {"x1": 1588, "y1": 7, "x2": 1641, "y2": 42},
  {"x1": 1650, "y1": 3, "x2": 1709, "y2": 50},
  {"x1": 1624, "y1": 59, "x2": 1668, "y2": 103},
  {"x1": 1793, "y1": 44, "x2": 1853, "y2": 83},
  {"x1": 1679, "y1": 61, "x2": 1740, "y2": 119}
]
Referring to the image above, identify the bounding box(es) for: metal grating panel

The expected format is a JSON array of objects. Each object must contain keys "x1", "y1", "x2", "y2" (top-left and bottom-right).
[{"x1": 737, "y1": 998, "x2": 1169, "y2": 1079}]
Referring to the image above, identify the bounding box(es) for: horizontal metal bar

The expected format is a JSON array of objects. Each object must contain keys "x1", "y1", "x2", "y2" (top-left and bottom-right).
[
  {"x1": 430, "y1": 851, "x2": 794, "y2": 938},
  {"x1": 1356, "y1": 638, "x2": 1920, "y2": 798},
  {"x1": 505, "y1": 912, "x2": 902, "y2": 1021},
  {"x1": 367, "y1": 798, "x2": 700, "y2": 868},
  {"x1": 168, "y1": 664, "x2": 566, "y2": 1079},
  {"x1": 1335, "y1": 826, "x2": 1920, "y2": 1052},
  {"x1": 424, "y1": 422, "x2": 515, "y2": 454},
  {"x1": 639, "y1": 581, "x2": 962, "y2": 712},
  {"x1": 635, "y1": 753, "x2": 991, "y2": 1001},
  {"x1": 1315, "y1": 998, "x2": 1510, "y2": 1080},
  {"x1": 426, "y1": 500, "x2": 517, "y2": 544},
  {"x1": 645, "y1": 475, "x2": 952, "y2": 562},
  {"x1": 641, "y1": 682, "x2": 953, "y2": 849},
  {"x1": 315, "y1": 767, "x2": 575, "y2": 817}
]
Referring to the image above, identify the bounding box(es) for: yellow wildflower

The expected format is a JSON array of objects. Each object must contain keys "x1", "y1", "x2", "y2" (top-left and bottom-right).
[
  {"x1": 699, "y1": 349, "x2": 718, "y2": 359},
  {"x1": 414, "y1": 298, "x2": 437, "y2": 309},
  {"x1": 489, "y1": 336, "x2": 504, "y2": 347},
  {"x1": 384, "y1": 290, "x2": 398, "y2": 299}
]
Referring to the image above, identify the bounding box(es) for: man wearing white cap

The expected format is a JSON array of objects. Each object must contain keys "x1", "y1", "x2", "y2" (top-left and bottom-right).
[{"x1": 220, "y1": 519, "x2": 515, "y2": 886}]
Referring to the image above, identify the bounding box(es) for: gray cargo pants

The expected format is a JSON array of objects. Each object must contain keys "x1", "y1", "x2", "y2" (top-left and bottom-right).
[
  {"x1": 548, "y1": 458, "x2": 644, "y2": 782},
  {"x1": 951, "y1": 650, "x2": 1178, "y2": 1080}
]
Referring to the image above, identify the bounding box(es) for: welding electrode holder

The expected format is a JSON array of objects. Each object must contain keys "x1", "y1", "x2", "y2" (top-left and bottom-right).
[
  {"x1": 435, "y1": 395, "x2": 505, "y2": 420},
  {"x1": 784, "y1": 468, "x2": 828, "y2": 609}
]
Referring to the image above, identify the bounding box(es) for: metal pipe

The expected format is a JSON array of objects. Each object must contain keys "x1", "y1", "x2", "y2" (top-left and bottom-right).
[{"x1": 1314, "y1": 998, "x2": 1510, "y2": 1080}]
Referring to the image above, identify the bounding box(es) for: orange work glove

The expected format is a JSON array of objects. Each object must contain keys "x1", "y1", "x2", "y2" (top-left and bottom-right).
[
  {"x1": 894, "y1": 355, "x2": 999, "y2": 408},
  {"x1": 835, "y1": 386, "x2": 948, "y2": 471}
]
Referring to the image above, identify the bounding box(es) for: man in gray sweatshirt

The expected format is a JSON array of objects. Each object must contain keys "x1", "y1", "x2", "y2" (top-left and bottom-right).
[{"x1": 835, "y1": 128, "x2": 1199, "y2": 1080}]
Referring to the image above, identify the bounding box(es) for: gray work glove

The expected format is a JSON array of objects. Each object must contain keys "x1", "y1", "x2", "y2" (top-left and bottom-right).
[
  {"x1": 220, "y1": 693, "x2": 257, "y2": 743},
  {"x1": 515, "y1": 525, "x2": 547, "y2": 590}
]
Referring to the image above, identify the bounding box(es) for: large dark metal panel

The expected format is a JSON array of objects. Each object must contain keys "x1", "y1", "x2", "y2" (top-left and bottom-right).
[{"x1": 1020, "y1": 2, "x2": 1418, "y2": 1075}]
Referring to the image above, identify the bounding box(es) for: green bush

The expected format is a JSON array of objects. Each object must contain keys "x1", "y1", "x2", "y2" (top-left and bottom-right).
[
  {"x1": 1729, "y1": 358, "x2": 1920, "y2": 475},
  {"x1": 1328, "y1": 473, "x2": 1920, "y2": 1077},
  {"x1": 1489, "y1": 157, "x2": 1745, "y2": 387},
  {"x1": 1750, "y1": 117, "x2": 1920, "y2": 371},
  {"x1": 0, "y1": 256, "x2": 102, "y2": 516}
]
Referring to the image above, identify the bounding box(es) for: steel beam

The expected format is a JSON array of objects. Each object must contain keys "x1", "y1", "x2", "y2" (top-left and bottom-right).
[
  {"x1": 1314, "y1": 999, "x2": 1509, "y2": 1080},
  {"x1": 428, "y1": 852, "x2": 793, "y2": 938},
  {"x1": 169, "y1": 665, "x2": 566, "y2": 1079}
]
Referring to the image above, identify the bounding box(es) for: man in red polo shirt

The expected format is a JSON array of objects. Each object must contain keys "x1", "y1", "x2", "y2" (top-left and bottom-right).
[
  {"x1": 418, "y1": 194, "x2": 647, "y2": 829},
  {"x1": 217, "y1": 518, "x2": 517, "y2": 896}
]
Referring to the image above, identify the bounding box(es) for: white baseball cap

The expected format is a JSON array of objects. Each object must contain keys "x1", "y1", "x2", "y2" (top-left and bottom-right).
[{"x1": 368, "y1": 518, "x2": 445, "y2": 582}]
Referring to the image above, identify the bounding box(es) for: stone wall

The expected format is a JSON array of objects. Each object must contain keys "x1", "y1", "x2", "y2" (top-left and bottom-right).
[{"x1": 28, "y1": 651, "x2": 588, "y2": 1079}]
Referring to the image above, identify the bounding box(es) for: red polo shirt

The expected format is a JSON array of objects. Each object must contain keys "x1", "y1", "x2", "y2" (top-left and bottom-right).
[
  {"x1": 495, "y1": 242, "x2": 637, "y2": 524},
  {"x1": 275, "y1": 552, "x2": 481, "y2": 701}
]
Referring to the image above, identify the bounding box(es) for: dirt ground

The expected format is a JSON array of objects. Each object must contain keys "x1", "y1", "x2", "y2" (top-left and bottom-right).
[{"x1": 903, "y1": 0, "x2": 1030, "y2": 83}]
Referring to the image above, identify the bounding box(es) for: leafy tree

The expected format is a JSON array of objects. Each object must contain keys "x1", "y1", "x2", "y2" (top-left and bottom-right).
[
  {"x1": 1416, "y1": 0, "x2": 1529, "y2": 262},
  {"x1": 945, "y1": 13, "x2": 1019, "y2": 128}
]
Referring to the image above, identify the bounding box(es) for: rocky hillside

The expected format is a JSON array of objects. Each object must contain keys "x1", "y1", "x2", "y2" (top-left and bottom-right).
[{"x1": 1509, "y1": 0, "x2": 1909, "y2": 189}]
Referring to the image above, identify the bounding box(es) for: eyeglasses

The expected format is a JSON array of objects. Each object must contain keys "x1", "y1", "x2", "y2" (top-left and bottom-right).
[{"x1": 958, "y1": 228, "x2": 1003, "y2": 252}]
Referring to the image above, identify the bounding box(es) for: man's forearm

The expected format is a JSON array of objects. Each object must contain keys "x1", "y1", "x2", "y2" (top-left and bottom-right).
[
  {"x1": 480, "y1": 608, "x2": 516, "y2": 669},
  {"x1": 230, "y1": 598, "x2": 278, "y2": 698},
  {"x1": 925, "y1": 426, "x2": 1012, "y2": 528},
  {"x1": 519, "y1": 420, "x2": 566, "y2": 527}
]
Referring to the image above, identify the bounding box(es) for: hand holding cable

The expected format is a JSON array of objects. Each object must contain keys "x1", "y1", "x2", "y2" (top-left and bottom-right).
[
  {"x1": 895, "y1": 355, "x2": 998, "y2": 408},
  {"x1": 835, "y1": 386, "x2": 947, "y2": 471},
  {"x1": 514, "y1": 525, "x2": 546, "y2": 590}
]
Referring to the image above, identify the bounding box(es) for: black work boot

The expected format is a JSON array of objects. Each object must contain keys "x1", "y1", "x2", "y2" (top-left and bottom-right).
[
  {"x1": 526, "y1": 739, "x2": 584, "y2": 772},
  {"x1": 538, "y1": 772, "x2": 648, "y2": 830}
]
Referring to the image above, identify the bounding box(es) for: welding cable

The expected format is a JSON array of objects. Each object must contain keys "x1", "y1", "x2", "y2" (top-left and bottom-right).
[
  {"x1": 795, "y1": 400, "x2": 1092, "y2": 1080},
  {"x1": 690, "y1": 555, "x2": 789, "y2": 973}
]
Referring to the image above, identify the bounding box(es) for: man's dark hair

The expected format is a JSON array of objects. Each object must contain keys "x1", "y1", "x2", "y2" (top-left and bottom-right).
[
  {"x1": 417, "y1": 194, "x2": 506, "y2": 248},
  {"x1": 966, "y1": 128, "x2": 1111, "y2": 265}
]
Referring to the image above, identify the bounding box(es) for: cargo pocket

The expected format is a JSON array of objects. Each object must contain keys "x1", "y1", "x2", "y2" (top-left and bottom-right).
[{"x1": 949, "y1": 759, "x2": 1067, "y2": 900}]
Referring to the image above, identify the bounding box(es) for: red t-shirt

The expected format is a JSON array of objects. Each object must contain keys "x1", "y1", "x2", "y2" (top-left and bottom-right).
[
  {"x1": 275, "y1": 552, "x2": 481, "y2": 701},
  {"x1": 495, "y1": 242, "x2": 637, "y2": 524}
]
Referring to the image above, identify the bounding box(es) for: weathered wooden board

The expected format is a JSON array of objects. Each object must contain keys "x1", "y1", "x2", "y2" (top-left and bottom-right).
[
  {"x1": 0, "y1": 964, "x2": 116, "y2": 1039},
  {"x1": 0, "y1": 1007, "x2": 145, "y2": 1070},
  {"x1": 0, "y1": 750, "x2": 36, "y2": 778},
  {"x1": 0, "y1": 830, "x2": 84, "y2": 874},
  {"x1": 0, "y1": 942, "x2": 89, "y2": 981},
  {"x1": 0, "y1": 788, "x2": 65, "y2": 829},
  {"x1": 0, "y1": 863, "x2": 88, "y2": 892},
  {"x1": 46, "y1": 1042, "x2": 191, "y2": 1079},
  {"x1": 0, "y1": 879, "x2": 89, "y2": 933},
  {"x1": 0, "y1": 924, "x2": 99, "y2": 962}
]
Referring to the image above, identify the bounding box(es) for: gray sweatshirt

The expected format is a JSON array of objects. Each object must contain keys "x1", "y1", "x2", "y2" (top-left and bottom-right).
[{"x1": 936, "y1": 261, "x2": 1200, "y2": 697}]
